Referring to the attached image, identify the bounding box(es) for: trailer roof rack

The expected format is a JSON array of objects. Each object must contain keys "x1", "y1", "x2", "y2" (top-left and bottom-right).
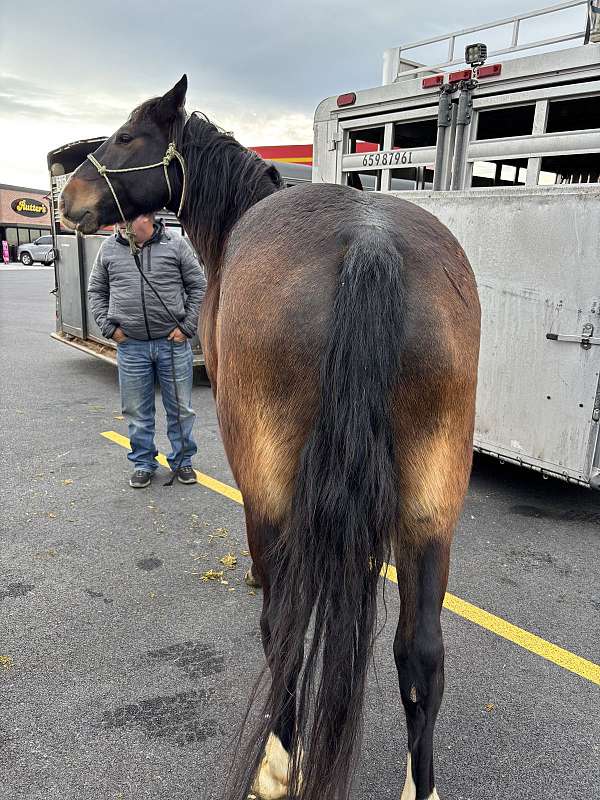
[{"x1": 383, "y1": 0, "x2": 591, "y2": 84}]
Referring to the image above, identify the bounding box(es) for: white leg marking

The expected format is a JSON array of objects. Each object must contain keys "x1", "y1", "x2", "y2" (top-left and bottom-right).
[
  {"x1": 400, "y1": 753, "x2": 416, "y2": 800},
  {"x1": 252, "y1": 733, "x2": 290, "y2": 800},
  {"x1": 400, "y1": 753, "x2": 441, "y2": 800}
]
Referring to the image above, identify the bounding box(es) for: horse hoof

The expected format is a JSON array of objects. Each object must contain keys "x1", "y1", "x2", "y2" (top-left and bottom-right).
[
  {"x1": 251, "y1": 734, "x2": 290, "y2": 799},
  {"x1": 245, "y1": 565, "x2": 262, "y2": 588}
]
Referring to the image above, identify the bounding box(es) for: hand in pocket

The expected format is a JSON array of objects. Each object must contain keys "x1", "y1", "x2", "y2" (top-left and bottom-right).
[{"x1": 113, "y1": 327, "x2": 128, "y2": 343}]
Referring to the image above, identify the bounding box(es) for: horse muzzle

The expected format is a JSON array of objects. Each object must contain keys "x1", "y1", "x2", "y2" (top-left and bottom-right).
[{"x1": 59, "y1": 178, "x2": 103, "y2": 234}]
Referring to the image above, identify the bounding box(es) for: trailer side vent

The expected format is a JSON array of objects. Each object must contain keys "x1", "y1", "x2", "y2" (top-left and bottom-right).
[{"x1": 476, "y1": 104, "x2": 535, "y2": 140}]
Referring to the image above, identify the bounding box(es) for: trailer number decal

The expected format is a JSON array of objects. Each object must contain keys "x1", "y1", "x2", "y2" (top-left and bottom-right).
[{"x1": 362, "y1": 151, "x2": 413, "y2": 167}]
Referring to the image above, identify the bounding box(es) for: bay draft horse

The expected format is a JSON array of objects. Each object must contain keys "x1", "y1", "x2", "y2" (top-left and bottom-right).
[{"x1": 60, "y1": 76, "x2": 480, "y2": 800}]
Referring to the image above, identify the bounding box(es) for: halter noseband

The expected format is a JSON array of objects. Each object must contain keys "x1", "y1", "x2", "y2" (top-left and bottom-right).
[{"x1": 86, "y1": 140, "x2": 187, "y2": 252}]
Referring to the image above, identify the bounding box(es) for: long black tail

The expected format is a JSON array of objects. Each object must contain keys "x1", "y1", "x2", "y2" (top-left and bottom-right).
[{"x1": 232, "y1": 227, "x2": 406, "y2": 800}]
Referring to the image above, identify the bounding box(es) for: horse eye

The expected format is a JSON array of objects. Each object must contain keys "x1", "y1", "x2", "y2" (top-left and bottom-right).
[{"x1": 117, "y1": 133, "x2": 133, "y2": 144}]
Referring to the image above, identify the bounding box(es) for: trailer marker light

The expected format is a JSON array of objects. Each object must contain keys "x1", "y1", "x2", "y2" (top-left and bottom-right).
[
  {"x1": 477, "y1": 63, "x2": 502, "y2": 78},
  {"x1": 337, "y1": 92, "x2": 357, "y2": 107},
  {"x1": 448, "y1": 68, "x2": 473, "y2": 83},
  {"x1": 422, "y1": 75, "x2": 444, "y2": 89}
]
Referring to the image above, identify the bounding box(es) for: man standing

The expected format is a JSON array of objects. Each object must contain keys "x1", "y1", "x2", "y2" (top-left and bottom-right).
[{"x1": 88, "y1": 213, "x2": 206, "y2": 488}]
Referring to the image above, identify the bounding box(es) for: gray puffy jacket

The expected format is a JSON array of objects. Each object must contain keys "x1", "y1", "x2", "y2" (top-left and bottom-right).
[{"x1": 88, "y1": 223, "x2": 206, "y2": 341}]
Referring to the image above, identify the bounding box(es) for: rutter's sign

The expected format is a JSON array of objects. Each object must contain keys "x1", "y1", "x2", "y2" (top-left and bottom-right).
[{"x1": 11, "y1": 198, "x2": 48, "y2": 218}]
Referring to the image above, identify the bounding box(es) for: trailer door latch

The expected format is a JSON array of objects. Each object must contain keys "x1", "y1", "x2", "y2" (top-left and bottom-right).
[
  {"x1": 546, "y1": 323, "x2": 600, "y2": 350},
  {"x1": 327, "y1": 132, "x2": 343, "y2": 151}
]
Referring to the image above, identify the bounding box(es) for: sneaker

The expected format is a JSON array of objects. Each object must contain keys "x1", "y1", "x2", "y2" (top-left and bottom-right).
[
  {"x1": 129, "y1": 470, "x2": 152, "y2": 489},
  {"x1": 176, "y1": 465, "x2": 197, "y2": 485}
]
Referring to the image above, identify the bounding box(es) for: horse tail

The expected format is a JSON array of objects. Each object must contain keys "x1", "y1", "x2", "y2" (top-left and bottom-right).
[{"x1": 247, "y1": 226, "x2": 406, "y2": 800}]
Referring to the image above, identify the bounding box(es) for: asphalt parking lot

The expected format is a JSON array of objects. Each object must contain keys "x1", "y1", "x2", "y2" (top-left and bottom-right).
[{"x1": 1, "y1": 268, "x2": 599, "y2": 800}]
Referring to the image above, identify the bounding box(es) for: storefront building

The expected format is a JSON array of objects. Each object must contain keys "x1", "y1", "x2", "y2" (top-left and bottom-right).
[{"x1": 1, "y1": 184, "x2": 52, "y2": 261}]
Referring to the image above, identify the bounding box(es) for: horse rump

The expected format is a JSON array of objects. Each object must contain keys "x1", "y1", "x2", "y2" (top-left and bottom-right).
[{"x1": 229, "y1": 226, "x2": 406, "y2": 800}]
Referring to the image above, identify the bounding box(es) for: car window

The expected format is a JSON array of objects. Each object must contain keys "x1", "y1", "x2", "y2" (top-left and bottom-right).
[{"x1": 37, "y1": 236, "x2": 52, "y2": 245}]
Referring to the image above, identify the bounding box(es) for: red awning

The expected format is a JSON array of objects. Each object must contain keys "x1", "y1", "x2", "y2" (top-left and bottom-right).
[{"x1": 250, "y1": 141, "x2": 380, "y2": 167}]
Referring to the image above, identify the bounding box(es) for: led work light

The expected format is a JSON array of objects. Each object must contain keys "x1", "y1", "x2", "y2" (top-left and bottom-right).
[{"x1": 465, "y1": 43, "x2": 488, "y2": 67}]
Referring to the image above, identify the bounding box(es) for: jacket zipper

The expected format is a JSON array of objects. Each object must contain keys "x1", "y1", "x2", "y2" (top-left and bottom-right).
[{"x1": 140, "y1": 247, "x2": 151, "y2": 339}]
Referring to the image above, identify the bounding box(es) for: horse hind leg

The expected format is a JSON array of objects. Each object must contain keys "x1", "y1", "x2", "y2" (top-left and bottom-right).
[
  {"x1": 395, "y1": 533, "x2": 449, "y2": 800},
  {"x1": 393, "y1": 415, "x2": 472, "y2": 800},
  {"x1": 393, "y1": 366, "x2": 475, "y2": 800},
  {"x1": 251, "y1": 642, "x2": 303, "y2": 799},
  {"x1": 243, "y1": 506, "x2": 302, "y2": 800},
  {"x1": 252, "y1": 579, "x2": 303, "y2": 800}
]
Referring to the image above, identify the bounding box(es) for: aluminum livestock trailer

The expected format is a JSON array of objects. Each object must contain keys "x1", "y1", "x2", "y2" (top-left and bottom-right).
[{"x1": 313, "y1": 1, "x2": 600, "y2": 488}]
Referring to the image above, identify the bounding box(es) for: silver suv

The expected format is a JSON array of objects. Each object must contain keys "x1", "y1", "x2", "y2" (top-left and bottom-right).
[{"x1": 17, "y1": 235, "x2": 55, "y2": 266}]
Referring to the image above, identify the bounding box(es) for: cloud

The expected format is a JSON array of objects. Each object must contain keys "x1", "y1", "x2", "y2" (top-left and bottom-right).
[
  {"x1": 0, "y1": 70, "x2": 313, "y2": 188},
  {"x1": 0, "y1": 73, "x2": 138, "y2": 124},
  {"x1": 0, "y1": 0, "x2": 584, "y2": 188}
]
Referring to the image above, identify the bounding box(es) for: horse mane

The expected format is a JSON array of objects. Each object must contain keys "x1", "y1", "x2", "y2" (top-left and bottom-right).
[
  {"x1": 178, "y1": 112, "x2": 283, "y2": 269},
  {"x1": 128, "y1": 99, "x2": 282, "y2": 268},
  {"x1": 129, "y1": 101, "x2": 283, "y2": 270}
]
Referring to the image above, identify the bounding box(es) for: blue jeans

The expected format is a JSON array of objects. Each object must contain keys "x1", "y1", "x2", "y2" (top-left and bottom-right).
[{"x1": 116, "y1": 338, "x2": 197, "y2": 473}]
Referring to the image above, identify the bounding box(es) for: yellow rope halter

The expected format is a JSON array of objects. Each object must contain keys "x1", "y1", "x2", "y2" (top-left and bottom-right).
[{"x1": 86, "y1": 140, "x2": 187, "y2": 252}]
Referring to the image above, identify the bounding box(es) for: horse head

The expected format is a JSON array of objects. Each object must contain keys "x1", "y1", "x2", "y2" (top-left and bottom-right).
[{"x1": 60, "y1": 75, "x2": 187, "y2": 233}]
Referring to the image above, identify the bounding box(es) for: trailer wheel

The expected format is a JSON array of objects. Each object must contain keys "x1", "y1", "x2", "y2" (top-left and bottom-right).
[{"x1": 20, "y1": 252, "x2": 33, "y2": 266}]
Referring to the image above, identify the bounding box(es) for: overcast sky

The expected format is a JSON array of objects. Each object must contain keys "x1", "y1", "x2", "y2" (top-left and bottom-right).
[{"x1": 0, "y1": 0, "x2": 588, "y2": 189}]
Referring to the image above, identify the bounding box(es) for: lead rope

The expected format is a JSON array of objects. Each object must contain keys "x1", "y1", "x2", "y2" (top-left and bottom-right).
[
  {"x1": 127, "y1": 235, "x2": 189, "y2": 487},
  {"x1": 86, "y1": 139, "x2": 190, "y2": 486}
]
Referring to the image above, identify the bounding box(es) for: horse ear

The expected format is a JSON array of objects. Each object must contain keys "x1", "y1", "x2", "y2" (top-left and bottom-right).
[{"x1": 156, "y1": 75, "x2": 187, "y2": 123}]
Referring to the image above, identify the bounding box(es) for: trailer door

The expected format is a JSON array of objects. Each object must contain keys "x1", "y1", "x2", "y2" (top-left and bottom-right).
[
  {"x1": 55, "y1": 234, "x2": 85, "y2": 338},
  {"x1": 406, "y1": 185, "x2": 600, "y2": 485}
]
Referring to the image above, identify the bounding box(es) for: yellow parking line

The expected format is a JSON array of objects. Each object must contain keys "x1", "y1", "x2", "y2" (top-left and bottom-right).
[
  {"x1": 101, "y1": 430, "x2": 243, "y2": 504},
  {"x1": 381, "y1": 564, "x2": 600, "y2": 687},
  {"x1": 102, "y1": 430, "x2": 600, "y2": 687}
]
